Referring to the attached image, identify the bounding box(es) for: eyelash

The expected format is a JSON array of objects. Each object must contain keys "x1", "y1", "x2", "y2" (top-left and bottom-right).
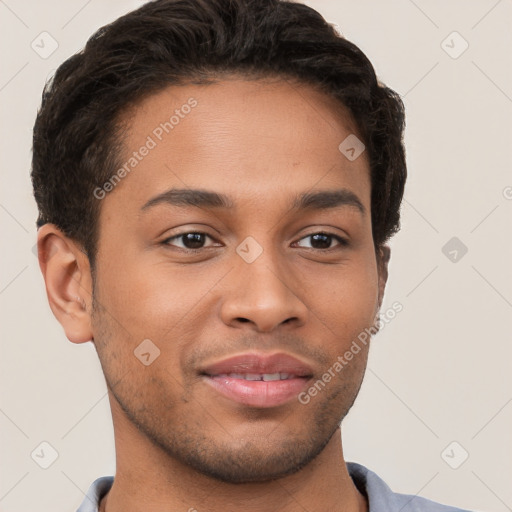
[{"x1": 161, "y1": 231, "x2": 349, "y2": 252}]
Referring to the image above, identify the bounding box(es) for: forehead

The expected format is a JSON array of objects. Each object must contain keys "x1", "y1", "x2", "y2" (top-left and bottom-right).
[{"x1": 100, "y1": 78, "x2": 370, "y2": 220}]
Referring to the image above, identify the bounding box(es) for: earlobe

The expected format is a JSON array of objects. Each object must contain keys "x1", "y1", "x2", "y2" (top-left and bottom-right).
[{"x1": 36, "y1": 224, "x2": 94, "y2": 344}]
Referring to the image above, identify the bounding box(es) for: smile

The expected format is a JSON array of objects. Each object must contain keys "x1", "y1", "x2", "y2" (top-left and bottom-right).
[
  {"x1": 215, "y1": 372, "x2": 299, "y2": 381},
  {"x1": 199, "y1": 351, "x2": 314, "y2": 407}
]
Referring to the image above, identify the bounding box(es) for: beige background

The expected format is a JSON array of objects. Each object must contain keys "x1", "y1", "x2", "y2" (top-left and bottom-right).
[{"x1": 1, "y1": 1, "x2": 511, "y2": 511}]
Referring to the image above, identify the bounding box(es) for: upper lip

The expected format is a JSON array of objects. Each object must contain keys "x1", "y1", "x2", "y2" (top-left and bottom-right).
[{"x1": 200, "y1": 351, "x2": 314, "y2": 377}]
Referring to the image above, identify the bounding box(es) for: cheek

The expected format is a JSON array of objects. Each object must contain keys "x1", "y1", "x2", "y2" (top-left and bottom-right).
[
  {"x1": 98, "y1": 257, "x2": 225, "y2": 344},
  {"x1": 299, "y1": 256, "x2": 379, "y2": 330},
  {"x1": 96, "y1": 232, "x2": 379, "y2": 343}
]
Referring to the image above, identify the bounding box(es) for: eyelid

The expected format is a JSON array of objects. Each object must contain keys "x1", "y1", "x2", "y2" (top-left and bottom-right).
[
  {"x1": 162, "y1": 231, "x2": 219, "y2": 249},
  {"x1": 162, "y1": 229, "x2": 349, "y2": 251},
  {"x1": 293, "y1": 232, "x2": 349, "y2": 249}
]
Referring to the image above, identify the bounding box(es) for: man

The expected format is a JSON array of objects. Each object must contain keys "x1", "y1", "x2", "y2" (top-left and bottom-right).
[{"x1": 31, "y1": 0, "x2": 472, "y2": 510}]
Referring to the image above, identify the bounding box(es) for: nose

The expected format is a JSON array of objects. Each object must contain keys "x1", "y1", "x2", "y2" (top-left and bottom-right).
[{"x1": 219, "y1": 244, "x2": 309, "y2": 332}]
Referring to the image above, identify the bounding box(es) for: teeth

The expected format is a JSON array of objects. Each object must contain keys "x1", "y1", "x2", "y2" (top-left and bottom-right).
[
  {"x1": 221, "y1": 372, "x2": 296, "y2": 381},
  {"x1": 262, "y1": 373, "x2": 281, "y2": 381},
  {"x1": 244, "y1": 373, "x2": 262, "y2": 381},
  {"x1": 228, "y1": 373, "x2": 245, "y2": 380}
]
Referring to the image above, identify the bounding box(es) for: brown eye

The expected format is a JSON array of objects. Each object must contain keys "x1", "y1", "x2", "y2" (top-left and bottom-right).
[
  {"x1": 162, "y1": 232, "x2": 217, "y2": 250},
  {"x1": 295, "y1": 232, "x2": 348, "y2": 250}
]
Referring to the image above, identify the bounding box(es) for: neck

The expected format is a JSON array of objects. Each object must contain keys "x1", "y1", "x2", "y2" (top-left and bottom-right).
[{"x1": 100, "y1": 397, "x2": 368, "y2": 512}]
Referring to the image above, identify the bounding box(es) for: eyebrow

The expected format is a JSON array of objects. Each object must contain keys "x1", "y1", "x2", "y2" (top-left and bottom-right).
[{"x1": 140, "y1": 187, "x2": 365, "y2": 215}]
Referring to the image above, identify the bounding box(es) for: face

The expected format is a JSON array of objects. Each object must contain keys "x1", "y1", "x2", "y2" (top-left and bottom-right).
[{"x1": 90, "y1": 78, "x2": 385, "y2": 483}]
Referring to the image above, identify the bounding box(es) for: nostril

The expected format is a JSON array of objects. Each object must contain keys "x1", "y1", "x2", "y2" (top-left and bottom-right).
[{"x1": 236, "y1": 318, "x2": 250, "y2": 323}]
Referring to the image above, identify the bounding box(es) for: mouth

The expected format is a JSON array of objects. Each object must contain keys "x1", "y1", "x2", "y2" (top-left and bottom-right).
[
  {"x1": 199, "y1": 352, "x2": 314, "y2": 408},
  {"x1": 212, "y1": 372, "x2": 303, "y2": 381}
]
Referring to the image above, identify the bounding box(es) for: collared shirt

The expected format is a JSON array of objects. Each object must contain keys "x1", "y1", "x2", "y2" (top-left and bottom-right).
[{"x1": 76, "y1": 461, "x2": 472, "y2": 511}]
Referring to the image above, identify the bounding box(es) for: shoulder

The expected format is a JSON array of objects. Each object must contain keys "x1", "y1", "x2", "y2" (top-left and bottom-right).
[
  {"x1": 347, "y1": 462, "x2": 474, "y2": 512},
  {"x1": 76, "y1": 476, "x2": 114, "y2": 512}
]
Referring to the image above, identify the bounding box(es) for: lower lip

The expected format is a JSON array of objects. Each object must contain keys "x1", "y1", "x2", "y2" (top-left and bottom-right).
[{"x1": 203, "y1": 375, "x2": 310, "y2": 408}]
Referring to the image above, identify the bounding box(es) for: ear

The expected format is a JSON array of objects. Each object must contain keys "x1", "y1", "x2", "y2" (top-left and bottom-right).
[
  {"x1": 36, "y1": 224, "x2": 94, "y2": 344},
  {"x1": 376, "y1": 244, "x2": 390, "y2": 312}
]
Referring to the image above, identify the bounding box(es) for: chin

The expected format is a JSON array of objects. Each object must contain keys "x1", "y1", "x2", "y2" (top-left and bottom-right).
[{"x1": 163, "y1": 422, "x2": 338, "y2": 484}]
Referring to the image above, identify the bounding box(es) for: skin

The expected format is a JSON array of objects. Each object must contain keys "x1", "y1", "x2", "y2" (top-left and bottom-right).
[{"x1": 37, "y1": 78, "x2": 389, "y2": 512}]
